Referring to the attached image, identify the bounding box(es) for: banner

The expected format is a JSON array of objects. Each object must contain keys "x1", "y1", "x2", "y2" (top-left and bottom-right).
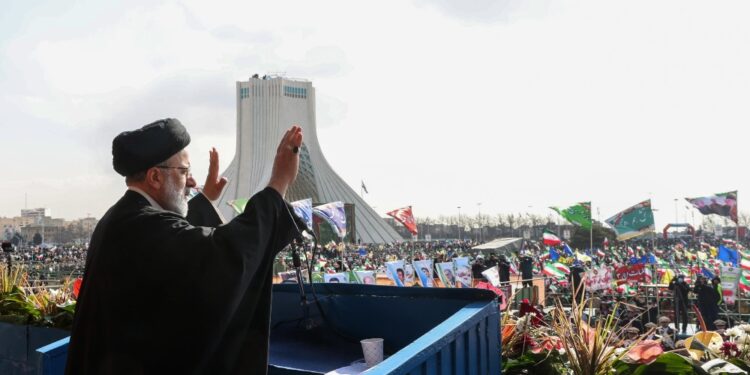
[
  {"x1": 413, "y1": 260, "x2": 434, "y2": 287},
  {"x1": 606, "y1": 200, "x2": 655, "y2": 241},
  {"x1": 551, "y1": 202, "x2": 592, "y2": 230},
  {"x1": 404, "y1": 264, "x2": 416, "y2": 286},
  {"x1": 355, "y1": 270, "x2": 376, "y2": 285},
  {"x1": 386, "y1": 206, "x2": 418, "y2": 235},
  {"x1": 324, "y1": 272, "x2": 349, "y2": 283},
  {"x1": 615, "y1": 263, "x2": 651, "y2": 282},
  {"x1": 385, "y1": 260, "x2": 406, "y2": 287},
  {"x1": 314, "y1": 201, "x2": 347, "y2": 238},
  {"x1": 585, "y1": 266, "x2": 613, "y2": 291},
  {"x1": 291, "y1": 198, "x2": 313, "y2": 232},
  {"x1": 481, "y1": 266, "x2": 501, "y2": 288},
  {"x1": 720, "y1": 265, "x2": 741, "y2": 304},
  {"x1": 437, "y1": 262, "x2": 455, "y2": 288},
  {"x1": 686, "y1": 191, "x2": 738, "y2": 223},
  {"x1": 453, "y1": 257, "x2": 472, "y2": 288}
]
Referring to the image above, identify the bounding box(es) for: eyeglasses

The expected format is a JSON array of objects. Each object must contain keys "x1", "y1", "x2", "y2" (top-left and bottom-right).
[{"x1": 156, "y1": 165, "x2": 191, "y2": 177}]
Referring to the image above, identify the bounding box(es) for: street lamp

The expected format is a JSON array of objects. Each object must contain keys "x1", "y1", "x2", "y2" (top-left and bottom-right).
[
  {"x1": 477, "y1": 203, "x2": 482, "y2": 243},
  {"x1": 457, "y1": 206, "x2": 462, "y2": 241}
]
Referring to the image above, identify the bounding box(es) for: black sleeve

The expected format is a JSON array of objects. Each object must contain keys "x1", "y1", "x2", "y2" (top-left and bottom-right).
[{"x1": 186, "y1": 193, "x2": 224, "y2": 227}]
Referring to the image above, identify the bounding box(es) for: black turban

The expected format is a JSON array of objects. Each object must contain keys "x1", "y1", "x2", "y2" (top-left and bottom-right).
[{"x1": 112, "y1": 118, "x2": 191, "y2": 176}]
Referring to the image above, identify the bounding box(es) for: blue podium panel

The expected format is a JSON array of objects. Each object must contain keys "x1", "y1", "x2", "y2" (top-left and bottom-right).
[
  {"x1": 269, "y1": 284, "x2": 500, "y2": 375},
  {"x1": 34, "y1": 284, "x2": 501, "y2": 375}
]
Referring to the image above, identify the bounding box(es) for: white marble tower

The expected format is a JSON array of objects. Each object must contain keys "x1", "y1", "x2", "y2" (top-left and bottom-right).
[{"x1": 216, "y1": 76, "x2": 403, "y2": 244}]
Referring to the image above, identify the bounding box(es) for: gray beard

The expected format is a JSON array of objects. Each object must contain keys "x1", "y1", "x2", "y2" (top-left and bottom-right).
[{"x1": 163, "y1": 178, "x2": 189, "y2": 217}]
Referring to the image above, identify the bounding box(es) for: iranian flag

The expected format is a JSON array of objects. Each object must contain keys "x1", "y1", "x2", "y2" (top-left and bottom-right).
[
  {"x1": 596, "y1": 249, "x2": 606, "y2": 258},
  {"x1": 543, "y1": 262, "x2": 570, "y2": 278},
  {"x1": 542, "y1": 230, "x2": 561, "y2": 246},
  {"x1": 740, "y1": 273, "x2": 750, "y2": 292},
  {"x1": 741, "y1": 257, "x2": 750, "y2": 272}
]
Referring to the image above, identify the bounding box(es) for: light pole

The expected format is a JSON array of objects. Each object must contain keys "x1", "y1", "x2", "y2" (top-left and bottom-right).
[
  {"x1": 457, "y1": 206, "x2": 462, "y2": 241},
  {"x1": 674, "y1": 198, "x2": 678, "y2": 224},
  {"x1": 477, "y1": 203, "x2": 482, "y2": 243}
]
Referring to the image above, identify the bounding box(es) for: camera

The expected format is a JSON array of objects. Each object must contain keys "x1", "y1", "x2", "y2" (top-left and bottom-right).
[{"x1": 1, "y1": 241, "x2": 13, "y2": 253}]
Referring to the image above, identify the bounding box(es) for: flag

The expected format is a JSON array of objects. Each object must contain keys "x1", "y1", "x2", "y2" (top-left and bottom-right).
[
  {"x1": 605, "y1": 200, "x2": 655, "y2": 241},
  {"x1": 543, "y1": 262, "x2": 569, "y2": 278},
  {"x1": 542, "y1": 230, "x2": 561, "y2": 246},
  {"x1": 291, "y1": 198, "x2": 313, "y2": 231},
  {"x1": 361, "y1": 181, "x2": 369, "y2": 194},
  {"x1": 576, "y1": 251, "x2": 592, "y2": 263},
  {"x1": 741, "y1": 257, "x2": 750, "y2": 272},
  {"x1": 718, "y1": 245, "x2": 739, "y2": 267},
  {"x1": 386, "y1": 206, "x2": 418, "y2": 235},
  {"x1": 603, "y1": 237, "x2": 610, "y2": 248},
  {"x1": 551, "y1": 202, "x2": 593, "y2": 230},
  {"x1": 701, "y1": 267, "x2": 715, "y2": 280},
  {"x1": 597, "y1": 249, "x2": 606, "y2": 258},
  {"x1": 227, "y1": 197, "x2": 250, "y2": 214},
  {"x1": 686, "y1": 191, "x2": 738, "y2": 223},
  {"x1": 562, "y1": 243, "x2": 574, "y2": 257},
  {"x1": 549, "y1": 247, "x2": 560, "y2": 261},
  {"x1": 314, "y1": 202, "x2": 347, "y2": 238},
  {"x1": 740, "y1": 274, "x2": 750, "y2": 292}
]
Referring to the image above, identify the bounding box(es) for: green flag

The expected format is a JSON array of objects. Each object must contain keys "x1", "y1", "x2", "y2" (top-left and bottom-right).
[
  {"x1": 605, "y1": 200, "x2": 655, "y2": 241},
  {"x1": 227, "y1": 198, "x2": 250, "y2": 214},
  {"x1": 551, "y1": 202, "x2": 592, "y2": 230}
]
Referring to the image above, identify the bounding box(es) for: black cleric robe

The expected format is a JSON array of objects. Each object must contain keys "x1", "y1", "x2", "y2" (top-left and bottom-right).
[{"x1": 66, "y1": 187, "x2": 297, "y2": 374}]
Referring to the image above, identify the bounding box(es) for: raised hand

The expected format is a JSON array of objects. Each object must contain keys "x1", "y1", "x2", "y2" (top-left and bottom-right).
[
  {"x1": 202, "y1": 147, "x2": 228, "y2": 201},
  {"x1": 268, "y1": 126, "x2": 303, "y2": 198}
]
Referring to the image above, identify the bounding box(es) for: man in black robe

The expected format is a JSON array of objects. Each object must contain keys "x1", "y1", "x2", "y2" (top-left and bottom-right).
[{"x1": 66, "y1": 118, "x2": 304, "y2": 374}]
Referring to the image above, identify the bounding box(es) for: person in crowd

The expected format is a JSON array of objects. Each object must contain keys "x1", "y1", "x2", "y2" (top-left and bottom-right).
[
  {"x1": 669, "y1": 274, "x2": 691, "y2": 334},
  {"x1": 694, "y1": 275, "x2": 721, "y2": 330},
  {"x1": 519, "y1": 251, "x2": 534, "y2": 288},
  {"x1": 656, "y1": 316, "x2": 676, "y2": 350}
]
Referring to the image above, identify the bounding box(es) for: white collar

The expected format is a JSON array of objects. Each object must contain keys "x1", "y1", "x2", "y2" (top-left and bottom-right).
[{"x1": 128, "y1": 186, "x2": 164, "y2": 210}]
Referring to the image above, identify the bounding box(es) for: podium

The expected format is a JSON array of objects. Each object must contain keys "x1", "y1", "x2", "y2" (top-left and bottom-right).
[
  {"x1": 269, "y1": 284, "x2": 500, "y2": 375},
  {"x1": 34, "y1": 284, "x2": 500, "y2": 375}
]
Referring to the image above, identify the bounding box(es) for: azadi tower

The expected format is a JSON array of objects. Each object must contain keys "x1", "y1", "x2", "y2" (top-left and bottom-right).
[{"x1": 216, "y1": 76, "x2": 403, "y2": 244}]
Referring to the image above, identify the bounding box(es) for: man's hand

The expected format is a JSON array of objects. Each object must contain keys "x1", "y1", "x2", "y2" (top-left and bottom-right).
[
  {"x1": 202, "y1": 147, "x2": 228, "y2": 201},
  {"x1": 268, "y1": 126, "x2": 303, "y2": 198}
]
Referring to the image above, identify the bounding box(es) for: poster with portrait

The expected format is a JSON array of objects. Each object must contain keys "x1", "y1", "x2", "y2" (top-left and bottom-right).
[
  {"x1": 355, "y1": 270, "x2": 377, "y2": 285},
  {"x1": 413, "y1": 260, "x2": 434, "y2": 287},
  {"x1": 404, "y1": 264, "x2": 416, "y2": 286},
  {"x1": 437, "y1": 262, "x2": 456, "y2": 288},
  {"x1": 324, "y1": 272, "x2": 349, "y2": 284},
  {"x1": 720, "y1": 265, "x2": 741, "y2": 304},
  {"x1": 481, "y1": 266, "x2": 501, "y2": 287},
  {"x1": 386, "y1": 260, "x2": 406, "y2": 287},
  {"x1": 279, "y1": 270, "x2": 309, "y2": 283},
  {"x1": 453, "y1": 257, "x2": 472, "y2": 288}
]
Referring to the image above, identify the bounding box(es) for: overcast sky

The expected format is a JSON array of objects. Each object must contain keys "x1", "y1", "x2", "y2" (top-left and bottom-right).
[{"x1": 1, "y1": 0, "x2": 748, "y2": 229}]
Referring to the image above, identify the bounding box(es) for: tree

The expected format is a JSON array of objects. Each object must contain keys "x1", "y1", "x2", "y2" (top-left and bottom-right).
[
  {"x1": 569, "y1": 222, "x2": 616, "y2": 250},
  {"x1": 33, "y1": 232, "x2": 42, "y2": 246}
]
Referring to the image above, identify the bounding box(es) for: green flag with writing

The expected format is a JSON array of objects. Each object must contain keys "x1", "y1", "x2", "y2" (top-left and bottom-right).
[
  {"x1": 551, "y1": 202, "x2": 592, "y2": 230},
  {"x1": 605, "y1": 200, "x2": 655, "y2": 241}
]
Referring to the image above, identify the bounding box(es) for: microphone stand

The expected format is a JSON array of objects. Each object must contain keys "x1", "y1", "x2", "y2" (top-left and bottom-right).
[{"x1": 291, "y1": 240, "x2": 315, "y2": 330}]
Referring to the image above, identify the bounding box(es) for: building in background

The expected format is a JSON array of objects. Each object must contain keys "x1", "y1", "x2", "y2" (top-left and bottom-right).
[{"x1": 217, "y1": 75, "x2": 402, "y2": 243}]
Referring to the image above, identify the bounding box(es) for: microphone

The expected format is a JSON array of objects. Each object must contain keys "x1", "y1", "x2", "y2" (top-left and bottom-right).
[{"x1": 283, "y1": 202, "x2": 318, "y2": 330}]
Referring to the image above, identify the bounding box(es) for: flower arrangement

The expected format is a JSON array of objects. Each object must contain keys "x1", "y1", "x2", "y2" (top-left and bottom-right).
[{"x1": 0, "y1": 264, "x2": 76, "y2": 329}]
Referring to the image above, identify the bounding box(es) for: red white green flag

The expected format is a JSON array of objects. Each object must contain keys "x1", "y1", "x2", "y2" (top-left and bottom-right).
[{"x1": 542, "y1": 230, "x2": 561, "y2": 246}]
